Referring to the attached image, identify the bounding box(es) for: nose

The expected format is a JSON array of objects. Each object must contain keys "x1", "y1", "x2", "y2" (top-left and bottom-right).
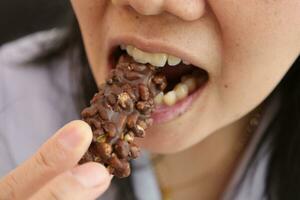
[{"x1": 112, "y1": 0, "x2": 206, "y2": 21}]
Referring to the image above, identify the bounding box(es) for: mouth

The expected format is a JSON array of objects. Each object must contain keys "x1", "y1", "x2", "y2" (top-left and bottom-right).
[{"x1": 108, "y1": 44, "x2": 209, "y2": 124}]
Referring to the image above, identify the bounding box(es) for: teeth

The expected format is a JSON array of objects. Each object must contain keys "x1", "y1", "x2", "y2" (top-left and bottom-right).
[
  {"x1": 183, "y1": 60, "x2": 191, "y2": 65},
  {"x1": 126, "y1": 45, "x2": 135, "y2": 56},
  {"x1": 182, "y1": 76, "x2": 197, "y2": 92},
  {"x1": 122, "y1": 44, "x2": 187, "y2": 68},
  {"x1": 150, "y1": 53, "x2": 168, "y2": 67},
  {"x1": 153, "y1": 76, "x2": 199, "y2": 107},
  {"x1": 174, "y1": 83, "x2": 189, "y2": 100},
  {"x1": 132, "y1": 47, "x2": 149, "y2": 64},
  {"x1": 154, "y1": 92, "x2": 164, "y2": 105},
  {"x1": 167, "y1": 55, "x2": 181, "y2": 66},
  {"x1": 163, "y1": 91, "x2": 177, "y2": 106},
  {"x1": 154, "y1": 76, "x2": 198, "y2": 107},
  {"x1": 121, "y1": 44, "x2": 200, "y2": 108}
]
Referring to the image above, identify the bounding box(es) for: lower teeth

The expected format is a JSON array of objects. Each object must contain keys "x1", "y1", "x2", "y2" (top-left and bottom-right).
[
  {"x1": 163, "y1": 91, "x2": 177, "y2": 106},
  {"x1": 174, "y1": 83, "x2": 189, "y2": 100},
  {"x1": 154, "y1": 75, "x2": 199, "y2": 107}
]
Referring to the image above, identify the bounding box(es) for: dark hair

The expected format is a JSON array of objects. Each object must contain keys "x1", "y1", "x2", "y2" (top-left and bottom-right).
[
  {"x1": 37, "y1": 15, "x2": 300, "y2": 200},
  {"x1": 264, "y1": 55, "x2": 300, "y2": 200}
]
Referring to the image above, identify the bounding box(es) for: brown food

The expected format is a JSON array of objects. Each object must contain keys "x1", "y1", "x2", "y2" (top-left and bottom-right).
[{"x1": 79, "y1": 55, "x2": 167, "y2": 178}]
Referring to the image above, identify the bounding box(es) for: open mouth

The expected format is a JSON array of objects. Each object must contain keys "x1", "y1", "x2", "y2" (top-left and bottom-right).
[{"x1": 109, "y1": 44, "x2": 209, "y2": 123}]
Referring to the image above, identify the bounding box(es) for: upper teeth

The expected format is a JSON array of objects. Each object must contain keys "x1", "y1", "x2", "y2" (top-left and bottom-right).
[
  {"x1": 123, "y1": 45, "x2": 183, "y2": 67},
  {"x1": 120, "y1": 44, "x2": 201, "y2": 107}
]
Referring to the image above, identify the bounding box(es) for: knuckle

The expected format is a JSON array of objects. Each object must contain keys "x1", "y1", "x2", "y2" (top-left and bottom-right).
[
  {"x1": 0, "y1": 173, "x2": 19, "y2": 200},
  {"x1": 34, "y1": 150, "x2": 55, "y2": 172}
]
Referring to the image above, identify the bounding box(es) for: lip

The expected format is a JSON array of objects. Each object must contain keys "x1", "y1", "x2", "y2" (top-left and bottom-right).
[
  {"x1": 105, "y1": 35, "x2": 209, "y2": 124},
  {"x1": 107, "y1": 35, "x2": 207, "y2": 72}
]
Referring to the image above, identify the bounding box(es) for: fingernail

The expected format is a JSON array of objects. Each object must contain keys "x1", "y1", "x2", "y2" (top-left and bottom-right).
[
  {"x1": 71, "y1": 163, "x2": 111, "y2": 188},
  {"x1": 57, "y1": 121, "x2": 91, "y2": 150}
]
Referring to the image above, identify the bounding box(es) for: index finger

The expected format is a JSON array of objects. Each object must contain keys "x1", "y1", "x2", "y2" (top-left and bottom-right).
[{"x1": 0, "y1": 120, "x2": 92, "y2": 200}]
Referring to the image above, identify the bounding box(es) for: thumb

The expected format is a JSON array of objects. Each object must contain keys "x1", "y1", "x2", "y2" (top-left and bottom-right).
[{"x1": 0, "y1": 120, "x2": 92, "y2": 199}]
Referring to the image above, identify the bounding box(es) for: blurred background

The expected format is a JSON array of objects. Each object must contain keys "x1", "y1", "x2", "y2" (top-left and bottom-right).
[{"x1": 0, "y1": 0, "x2": 71, "y2": 45}]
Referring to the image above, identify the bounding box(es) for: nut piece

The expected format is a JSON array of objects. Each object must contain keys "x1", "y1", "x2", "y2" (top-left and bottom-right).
[
  {"x1": 118, "y1": 92, "x2": 132, "y2": 109},
  {"x1": 133, "y1": 124, "x2": 146, "y2": 138},
  {"x1": 125, "y1": 71, "x2": 143, "y2": 80},
  {"x1": 127, "y1": 113, "x2": 139, "y2": 129},
  {"x1": 136, "y1": 101, "x2": 152, "y2": 114},
  {"x1": 114, "y1": 140, "x2": 130, "y2": 159},
  {"x1": 122, "y1": 84, "x2": 136, "y2": 100},
  {"x1": 103, "y1": 122, "x2": 117, "y2": 138},
  {"x1": 153, "y1": 74, "x2": 167, "y2": 91},
  {"x1": 93, "y1": 129, "x2": 105, "y2": 141},
  {"x1": 107, "y1": 94, "x2": 117, "y2": 106},
  {"x1": 81, "y1": 106, "x2": 97, "y2": 118},
  {"x1": 97, "y1": 105, "x2": 109, "y2": 120},
  {"x1": 139, "y1": 84, "x2": 150, "y2": 101},
  {"x1": 124, "y1": 132, "x2": 135, "y2": 142},
  {"x1": 86, "y1": 118, "x2": 101, "y2": 130},
  {"x1": 96, "y1": 142, "x2": 112, "y2": 160},
  {"x1": 130, "y1": 143, "x2": 141, "y2": 159}
]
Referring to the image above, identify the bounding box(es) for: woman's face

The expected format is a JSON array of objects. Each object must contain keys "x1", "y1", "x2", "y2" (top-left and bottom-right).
[{"x1": 71, "y1": 0, "x2": 300, "y2": 153}]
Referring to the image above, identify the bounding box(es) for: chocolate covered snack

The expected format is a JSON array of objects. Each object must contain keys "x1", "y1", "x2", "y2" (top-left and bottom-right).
[{"x1": 80, "y1": 55, "x2": 167, "y2": 178}]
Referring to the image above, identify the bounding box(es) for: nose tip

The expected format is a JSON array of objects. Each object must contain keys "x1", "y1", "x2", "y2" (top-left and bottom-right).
[
  {"x1": 112, "y1": 0, "x2": 206, "y2": 21},
  {"x1": 165, "y1": 0, "x2": 206, "y2": 21},
  {"x1": 112, "y1": 0, "x2": 164, "y2": 15}
]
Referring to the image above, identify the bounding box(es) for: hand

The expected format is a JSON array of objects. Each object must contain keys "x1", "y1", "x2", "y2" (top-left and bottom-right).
[{"x1": 0, "y1": 121, "x2": 112, "y2": 200}]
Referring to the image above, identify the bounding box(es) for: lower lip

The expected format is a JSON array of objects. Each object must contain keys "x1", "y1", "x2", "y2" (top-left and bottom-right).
[{"x1": 152, "y1": 83, "x2": 207, "y2": 124}]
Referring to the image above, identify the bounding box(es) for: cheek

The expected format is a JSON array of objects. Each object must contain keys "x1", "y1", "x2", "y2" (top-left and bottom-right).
[
  {"x1": 209, "y1": 0, "x2": 300, "y2": 114},
  {"x1": 71, "y1": 0, "x2": 111, "y2": 17},
  {"x1": 70, "y1": 0, "x2": 110, "y2": 85}
]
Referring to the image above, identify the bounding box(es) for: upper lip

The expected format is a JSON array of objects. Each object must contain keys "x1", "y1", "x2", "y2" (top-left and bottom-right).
[{"x1": 108, "y1": 35, "x2": 207, "y2": 71}]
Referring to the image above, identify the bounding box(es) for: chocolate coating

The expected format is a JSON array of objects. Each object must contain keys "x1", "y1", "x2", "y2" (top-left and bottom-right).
[{"x1": 79, "y1": 55, "x2": 167, "y2": 178}]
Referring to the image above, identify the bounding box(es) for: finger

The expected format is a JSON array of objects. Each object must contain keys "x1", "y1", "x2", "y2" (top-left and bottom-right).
[
  {"x1": 0, "y1": 120, "x2": 92, "y2": 200},
  {"x1": 30, "y1": 162, "x2": 112, "y2": 200}
]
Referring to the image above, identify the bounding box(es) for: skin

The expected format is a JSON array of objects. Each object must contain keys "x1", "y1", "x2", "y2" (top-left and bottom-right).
[
  {"x1": 70, "y1": 0, "x2": 300, "y2": 153},
  {"x1": 69, "y1": 0, "x2": 300, "y2": 199}
]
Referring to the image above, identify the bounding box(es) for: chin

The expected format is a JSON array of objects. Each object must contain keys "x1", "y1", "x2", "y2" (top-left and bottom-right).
[{"x1": 134, "y1": 125, "x2": 206, "y2": 154}]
